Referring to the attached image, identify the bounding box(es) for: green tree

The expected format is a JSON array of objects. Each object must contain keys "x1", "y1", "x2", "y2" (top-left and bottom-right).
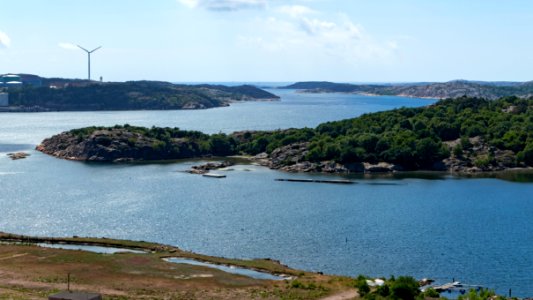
[{"x1": 390, "y1": 276, "x2": 420, "y2": 300}]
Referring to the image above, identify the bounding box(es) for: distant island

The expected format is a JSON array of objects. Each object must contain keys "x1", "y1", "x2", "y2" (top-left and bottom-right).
[
  {"x1": 37, "y1": 96, "x2": 533, "y2": 173},
  {"x1": 282, "y1": 80, "x2": 533, "y2": 100},
  {"x1": 1, "y1": 75, "x2": 279, "y2": 111}
]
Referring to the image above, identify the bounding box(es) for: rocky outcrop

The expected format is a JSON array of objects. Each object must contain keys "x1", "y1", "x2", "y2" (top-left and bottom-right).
[
  {"x1": 7, "y1": 152, "x2": 30, "y2": 160},
  {"x1": 36, "y1": 128, "x2": 210, "y2": 162},
  {"x1": 37, "y1": 130, "x2": 150, "y2": 161},
  {"x1": 252, "y1": 137, "x2": 526, "y2": 174},
  {"x1": 253, "y1": 143, "x2": 401, "y2": 173},
  {"x1": 442, "y1": 137, "x2": 521, "y2": 173},
  {"x1": 188, "y1": 161, "x2": 233, "y2": 174}
]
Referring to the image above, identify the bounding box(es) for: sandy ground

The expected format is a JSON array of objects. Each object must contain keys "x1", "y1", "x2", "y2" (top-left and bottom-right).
[{"x1": 319, "y1": 289, "x2": 359, "y2": 300}]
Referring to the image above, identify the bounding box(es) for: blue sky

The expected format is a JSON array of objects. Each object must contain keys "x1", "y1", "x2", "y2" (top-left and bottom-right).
[{"x1": 1, "y1": 0, "x2": 532, "y2": 82}]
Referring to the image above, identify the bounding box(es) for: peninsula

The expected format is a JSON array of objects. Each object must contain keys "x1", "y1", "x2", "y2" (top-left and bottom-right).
[
  {"x1": 282, "y1": 80, "x2": 533, "y2": 100},
  {"x1": 2, "y1": 76, "x2": 279, "y2": 111},
  {"x1": 37, "y1": 96, "x2": 533, "y2": 173},
  {"x1": 0, "y1": 232, "x2": 501, "y2": 299}
]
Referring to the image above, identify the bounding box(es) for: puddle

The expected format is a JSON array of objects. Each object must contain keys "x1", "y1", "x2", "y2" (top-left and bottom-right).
[
  {"x1": 37, "y1": 243, "x2": 146, "y2": 254},
  {"x1": 164, "y1": 257, "x2": 289, "y2": 280}
]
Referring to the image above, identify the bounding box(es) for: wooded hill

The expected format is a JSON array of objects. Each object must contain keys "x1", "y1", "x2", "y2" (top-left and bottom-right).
[
  {"x1": 38, "y1": 96, "x2": 533, "y2": 173},
  {"x1": 283, "y1": 80, "x2": 533, "y2": 100},
  {"x1": 8, "y1": 80, "x2": 279, "y2": 111}
]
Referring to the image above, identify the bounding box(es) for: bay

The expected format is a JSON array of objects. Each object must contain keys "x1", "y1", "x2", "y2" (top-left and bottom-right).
[{"x1": 0, "y1": 89, "x2": 531, "y2": 296}]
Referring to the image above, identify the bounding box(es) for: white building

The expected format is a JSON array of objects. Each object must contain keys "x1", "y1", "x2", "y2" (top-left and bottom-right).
[{"x1": 0, "y1": 93, "x2": 8, "y2": 106}]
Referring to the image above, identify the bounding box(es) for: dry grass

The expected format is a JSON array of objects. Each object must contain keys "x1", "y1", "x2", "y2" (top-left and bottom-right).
[{"x1": 0, "y1": 233, "x2": 358, "y2": 299}]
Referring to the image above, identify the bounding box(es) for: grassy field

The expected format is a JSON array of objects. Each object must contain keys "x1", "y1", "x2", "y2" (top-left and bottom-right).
[{"x1": 0, "y1": 232, "x2": 358, "y2": 299}]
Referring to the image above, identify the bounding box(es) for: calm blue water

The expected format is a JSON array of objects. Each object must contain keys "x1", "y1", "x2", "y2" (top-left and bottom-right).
[{"x1": 0, "y1": 90, "x2": 532, "y2": 296}]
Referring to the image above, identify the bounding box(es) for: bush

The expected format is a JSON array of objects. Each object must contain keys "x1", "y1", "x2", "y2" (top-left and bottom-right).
[
  {"x1": 389, "y1": 276, "x2": 420, "y2": 300},
  {"x1": 453, "y1": 144, "x2": 463, "y2": 157},
  {"x1": 518, "y1": 142, "x2": 533, "y2": 166},
  {"x1": 422, "y1": 288, "x2": 439, "y2": 298},
  {"x1": 355, "y1": 278, "x2": 370, "y2": 296},
  {"x1": 474, "y1": 155, "x2": 492, "y2": 168},
  {"x1": 376, "y1": 284, "x2": 390, "y2": 297},
  {"x1": 457, "y1": 288, "x2": 502, "y2": 300}
]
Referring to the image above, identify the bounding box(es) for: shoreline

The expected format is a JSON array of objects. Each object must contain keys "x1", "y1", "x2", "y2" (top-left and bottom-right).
[
  {"x1": 0, "y1": 231, "x2": 359, "y2": 299},
  {"x1": 296, "y1": 89, "x2": 441, "y2": 100},
  {"x1": 0, "y1": 97, "x2": 279, "y2": 113},
  {"x1": 0, "y1": 232, "x2": 516, "y2": 299},
  {"x1": 0, "y1": 231, "x2": 296, "y2": 277},
  {"x1": 31, "y1": 147, "x2": 533, "y2": 181}
]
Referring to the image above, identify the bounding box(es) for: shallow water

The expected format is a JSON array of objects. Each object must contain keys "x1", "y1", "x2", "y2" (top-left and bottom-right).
[
  {"x1": 1, "y1": 90, "x2": 532, "y2": 296},
  {"x1": 36, "y1": 243, "x2": 146, "y2": 254},
  {"x1": 165, "y1": 257, "x2": 286, "y2": 280}
]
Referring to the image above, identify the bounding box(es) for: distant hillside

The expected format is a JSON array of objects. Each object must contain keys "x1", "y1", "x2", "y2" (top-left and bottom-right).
[
  {"x1": 282, "y1": 80, "x2": 533, "y2": 99},
  {"x1": 7, "y1": 80, "x2": 279, "y2": 111}
]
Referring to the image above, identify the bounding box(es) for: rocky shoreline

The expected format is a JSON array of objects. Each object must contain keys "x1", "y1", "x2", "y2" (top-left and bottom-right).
[
  {"x1": 36, "y1": 129, "x2": 531, "y2": 175},
  {"x1": 250, "y1": 137, "x2": 531, "y2": 174}
]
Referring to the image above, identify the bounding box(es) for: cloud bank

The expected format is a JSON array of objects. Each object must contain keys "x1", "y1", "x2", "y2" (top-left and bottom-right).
[{"x1": 0, "y1": 31, "x2": 11, "y2": 48}]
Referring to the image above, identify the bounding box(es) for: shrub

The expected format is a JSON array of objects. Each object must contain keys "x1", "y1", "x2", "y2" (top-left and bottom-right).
[
  {"x1": 422, "y1": 288, "x2": 439, "y2": 298},
  {"x1": 453, "y1": 144, "x2": 463, "y2": 157},
  {"x1": 474, "y1": 155, "x2": 492, "y2": 168},
  {"x1": 518, "y1": 142, "x2": 533, "y2": 166},
  {"x1": 390, "y1": 276, "x2": 420, "y2": 300},
  {"x1": 353, "y1": 276, "x2": 370, "y2": 296}
]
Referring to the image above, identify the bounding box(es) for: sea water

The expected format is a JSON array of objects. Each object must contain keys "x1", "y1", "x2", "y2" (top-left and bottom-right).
[{"x1": 1, "y1": 89, "x2": 531, "y2": 296}]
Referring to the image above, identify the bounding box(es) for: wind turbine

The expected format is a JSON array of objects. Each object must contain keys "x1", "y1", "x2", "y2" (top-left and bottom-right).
[{"x1": 77, "y1": 45, "x2": 101, "y2": 80}]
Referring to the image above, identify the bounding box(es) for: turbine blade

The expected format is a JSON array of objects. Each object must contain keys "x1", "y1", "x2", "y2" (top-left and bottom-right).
[
  {"x1": 89, "y1": 46, "x2": 102, "y2": 53},
  {"x1": 77, "y1": 45, "x2": 89, "y2": 52}
]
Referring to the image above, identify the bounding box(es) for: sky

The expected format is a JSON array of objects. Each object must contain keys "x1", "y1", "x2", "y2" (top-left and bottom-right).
[{"x1": 1, "y1": 0, "x2": 533, "y2": 82}]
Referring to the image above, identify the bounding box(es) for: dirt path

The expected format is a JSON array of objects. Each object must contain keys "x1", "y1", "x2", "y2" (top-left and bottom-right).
[
  {"x1": 320, "y1": 289, "x2": 359, "y2": 300},
  {"x1": 0, "y1": 253, "x2": 28, "y2": 260}
]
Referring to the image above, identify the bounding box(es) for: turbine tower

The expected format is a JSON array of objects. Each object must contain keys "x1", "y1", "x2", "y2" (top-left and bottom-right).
[{"x1": 77, "y1": 45, "x2": 101, "y2": 80}]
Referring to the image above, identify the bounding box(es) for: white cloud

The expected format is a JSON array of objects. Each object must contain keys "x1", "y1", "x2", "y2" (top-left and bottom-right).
[
  {"x1": 278, "y1": 5, "x2": 315, "y2": 18},
  {"x1": 58, "y1": 42, "x2": 79, "y2": 50},
  {"x1": 178, "y1": 0, "x2": 199, "y2": 8},
  {"x1": 0, "y1": 31, "x2": 11, "y2": 48},
  {"x1": 178, "y1": 0, "x2": 268, "y2": 11},
  {"x1": 238, "y1": 13, "x2": 399, "y2": 65}
]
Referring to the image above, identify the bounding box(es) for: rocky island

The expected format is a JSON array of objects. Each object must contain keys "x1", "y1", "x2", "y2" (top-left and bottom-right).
[
  {"x1": 4, "y1": 78, "x2": 279, "y2": 111},
  {"x1": 283, "y1": 80, "x2": 533, "y2": 100},
  {"x1": 37, "y1": 96, "x2": 533, "y2": 174}
]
